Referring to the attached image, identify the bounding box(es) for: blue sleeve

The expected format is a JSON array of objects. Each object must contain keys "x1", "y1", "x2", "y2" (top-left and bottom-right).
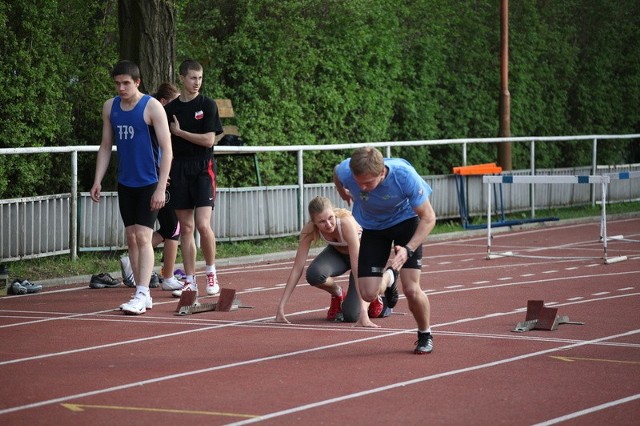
[
  {"x1": 336, "y1": 159, "x2": 351, "y2": 185},
  {"x1": 400, "y1": 164, "x2": 432, "y2": 208}
]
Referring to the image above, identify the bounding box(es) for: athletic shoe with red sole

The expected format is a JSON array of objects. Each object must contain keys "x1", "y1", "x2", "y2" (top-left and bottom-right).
[
  {"x1": 327, "y1": 290, "x2": 345, "y2": 321},
  {"x1": 206, "y1": 272, "x2": 220, "y2": 295},
  {"x1": 368, "y1": 295, "x2": 384, "y2": 318}
]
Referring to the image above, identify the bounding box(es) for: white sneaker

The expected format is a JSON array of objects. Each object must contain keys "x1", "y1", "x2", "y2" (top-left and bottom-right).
[
  {"x1": 161, "y1": 276, "x2": 183, "y2": 291},
  {"x1": 172, "y1": 282, "x2": 197, "y2": 298},
  {"x1": 119, "y1": 294, "x2": 136, "y2": 310},
  {"x1": 206, "y1": 272, "x2": 220, "y2": 295},
  {"x1": 119, "y1": 293, "x2": 153, "y2": 310},
  {"x1": 121, "y1": 293, "x2": 152, "y2": 315}
]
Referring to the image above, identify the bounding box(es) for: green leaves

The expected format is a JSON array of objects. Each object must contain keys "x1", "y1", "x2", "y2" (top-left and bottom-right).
[{"x1": 1, "y1": 0, "x2": 639, "y2": 195}]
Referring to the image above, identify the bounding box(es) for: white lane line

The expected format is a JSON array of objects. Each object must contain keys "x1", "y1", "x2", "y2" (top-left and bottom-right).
[
  {"x1": 1, "y1": 293, "x2": 638, "y2": 416},
  {"x1": 426, "y1": 271, "x2": 639, "y2": 296},
  {"x1": 227, "y1": 329, "x2": 640, "y2": 425},
  {"x1": 0, "y1": 329, "x2": 413, "y2": 416},
  {"x1": 532, "y1": 393, "x2": 640, "y2": 426}
]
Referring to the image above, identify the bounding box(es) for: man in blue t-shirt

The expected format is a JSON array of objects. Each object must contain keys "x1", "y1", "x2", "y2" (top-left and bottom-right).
[
  {"x1": 90, "y1": 60, "x2": 173, "y2": 315},
  {"x1": 334, "y1": 147, "x2": 437, "y2": 354}
]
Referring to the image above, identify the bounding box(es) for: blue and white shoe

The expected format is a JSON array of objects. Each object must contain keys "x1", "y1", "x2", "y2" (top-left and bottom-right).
[
  {"x1": 161, "y1": 276, "x2": 184, "y2": 291},
  {"x1": 120, "y1": 255, "x2": 135, "y2": 288}
]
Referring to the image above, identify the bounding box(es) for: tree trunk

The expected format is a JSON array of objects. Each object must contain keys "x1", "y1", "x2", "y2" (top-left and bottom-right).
[
  {"x1": 118, "y1": 0, "x2": 176, "y2": 94},
  {"x1": 498, "y1": 0, "x2": 512, "y2": 171}
]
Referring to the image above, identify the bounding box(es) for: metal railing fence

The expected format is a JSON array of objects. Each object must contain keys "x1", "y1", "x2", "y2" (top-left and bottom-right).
[{"x1": 1, "y1": 135, "x2": 639, "y2": 262}]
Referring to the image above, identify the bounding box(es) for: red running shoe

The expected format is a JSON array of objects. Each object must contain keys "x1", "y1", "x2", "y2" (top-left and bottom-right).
[
  {"x1": 368, "y1": 295, "x2": 384, "y2": 318},
  {"x1": 327, "y1": 290, "x2": 345, "y2": 321}
]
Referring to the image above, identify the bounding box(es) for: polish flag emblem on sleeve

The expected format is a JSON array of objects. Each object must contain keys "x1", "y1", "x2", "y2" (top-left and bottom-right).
[{"x1": 195, "y1": 110, "x2": 204, "y2": 120}]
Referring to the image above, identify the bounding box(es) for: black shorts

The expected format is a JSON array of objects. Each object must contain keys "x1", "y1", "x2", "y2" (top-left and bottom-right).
[
  {"x1": 168, "y1": 157, "x2": 217, "y2": 209},
  {"x1": 117, "y1": 183, "x2": 159, "y2": 229},
  {"x1": 358, "y1": 216, "x2": 422, "y2": 278},
  {"x1": 156, "y1": 206, "x2": 180, "y2": 241}
]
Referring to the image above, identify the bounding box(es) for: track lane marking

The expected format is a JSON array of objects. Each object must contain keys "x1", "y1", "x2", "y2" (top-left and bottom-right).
[
  {"x1": 227, "y1": 329, "x2": 640, "y2": 425},
  {"x1": 1, "y1": 292, "x2": 638, "y2": 416},
  {"x1": 60, "y1": 403, "x2": 258, "y2": 419},
  {"x1": 532, "y1": 393, "x2": 640, "y2": 426}
]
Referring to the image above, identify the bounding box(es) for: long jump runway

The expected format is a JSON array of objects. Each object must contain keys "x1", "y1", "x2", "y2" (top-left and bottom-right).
[{"x1": 0, "y1": 217, "x2": 638, "y2": 425}]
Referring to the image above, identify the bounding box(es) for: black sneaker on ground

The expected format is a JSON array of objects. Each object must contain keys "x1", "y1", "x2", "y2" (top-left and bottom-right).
[
  {"x1": 378, "y1": 297, "x2": 393, "y2": 318},
  {"x1": 89, "y1": 273, "x2": 121, "y2": 289},
  {"x1": 9, "y1": 280, "x2": 27, "y2": 295},
  {"x1": 384, "y1": 267, "x2": 399, "y2": 308},
  {"x1": 414, "y1": 331, "x2": 433, "y2": 354},
  {"x1": 149, "y1": 272, "x2": 160, "y2": 288},
  {"x1": 21, "y1": 279, "x2": 43, "y2": 293},
  {"x1": 9, "y1": 279, "x2": 43, "y2": 294}
]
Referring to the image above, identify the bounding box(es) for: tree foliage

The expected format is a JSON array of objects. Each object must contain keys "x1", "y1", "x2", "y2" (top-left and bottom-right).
[
  {"x1": 1, "y1": 0, "x2": 639, "y2": 197},
  {"x1": 0, "y1": 0, "x2": 117, "y2": 196}
]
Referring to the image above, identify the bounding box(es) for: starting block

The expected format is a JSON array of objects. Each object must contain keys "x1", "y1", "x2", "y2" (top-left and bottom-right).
[
  {"x1": 175, "y1": 288, "x2": 251, "y2": 316},
  {"x1": 512, "y1": 300, "x2": 584, "y2": 332}
]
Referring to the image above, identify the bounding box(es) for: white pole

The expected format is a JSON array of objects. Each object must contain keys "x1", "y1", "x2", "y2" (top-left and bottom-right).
[
  {"x1": 530, "y1": 140, "x2": 536, "y2": 218},
  {"x1": 601, "y1": 180, "x2": 608, "y2": 262},
  {"x1": 486, "y1": 180, "x2": 493, "y2": 258},
  {"x1": 591, "y1": 138, "x2": 598, "y2": 207}
]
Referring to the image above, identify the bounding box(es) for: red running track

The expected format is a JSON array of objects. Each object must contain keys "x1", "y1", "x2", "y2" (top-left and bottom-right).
[{"x1": 0, "y1": 216, "x2": 639, "y2": 425}]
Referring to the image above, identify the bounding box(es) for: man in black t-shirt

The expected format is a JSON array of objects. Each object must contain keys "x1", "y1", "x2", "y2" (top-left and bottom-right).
[{"x1": 164, "y1": 60, "x2": 224, "y2": 299}]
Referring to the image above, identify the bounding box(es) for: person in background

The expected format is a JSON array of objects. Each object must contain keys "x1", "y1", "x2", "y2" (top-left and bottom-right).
[
  {"x1": 119, "y1": 82, "x2": 183, "y2": 292},
  {"x1": 275, "y1": 196, "x2": 398, "y2": 327},
  {"x1": 90, "y1": 60, "x2": 172, "y2": 315},
  {"x1": 153, "y1": 82, "x2": 182, "y2": 291},
  {"x1": 333, "y1": 147, "x2": 436, "y2": 354},
  {"x1": 164, "y1": 60, "x2": 224, "y2": 299}
]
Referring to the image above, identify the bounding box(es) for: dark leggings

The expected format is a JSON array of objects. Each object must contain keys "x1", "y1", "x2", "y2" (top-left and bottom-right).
[{"x1": 305, "y1": 245, "x2": 361, "y2": 322}]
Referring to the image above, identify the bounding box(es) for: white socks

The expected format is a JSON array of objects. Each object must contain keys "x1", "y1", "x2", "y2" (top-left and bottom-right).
[{"x1": 385, "y1": 268, "x2": 395, "y2": 287}]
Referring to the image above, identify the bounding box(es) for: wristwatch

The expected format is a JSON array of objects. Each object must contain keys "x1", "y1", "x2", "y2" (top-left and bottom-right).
[{"x1": 404, "y1": 245, "x2": 414, "y2": 258}]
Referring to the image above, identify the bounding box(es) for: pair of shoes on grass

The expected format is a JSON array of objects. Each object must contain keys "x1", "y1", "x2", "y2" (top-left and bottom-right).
[{"x1": 8, "y1": 279, "x2": 42, "y2": 295}]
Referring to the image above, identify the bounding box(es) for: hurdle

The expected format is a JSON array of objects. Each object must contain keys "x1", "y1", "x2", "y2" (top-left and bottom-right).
[
  {"x1": 453, "y1": 163, "x2": 504, "y2": 229},
  {"x1": 452, "y1": 163, "x2": 558, "y2": 229},
  {"x1": 482, "y1": 174, "x2": 627, "y2": 264},
  {"x1": 599, "y1": 170, "x2": 640, "y2": 243}
]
